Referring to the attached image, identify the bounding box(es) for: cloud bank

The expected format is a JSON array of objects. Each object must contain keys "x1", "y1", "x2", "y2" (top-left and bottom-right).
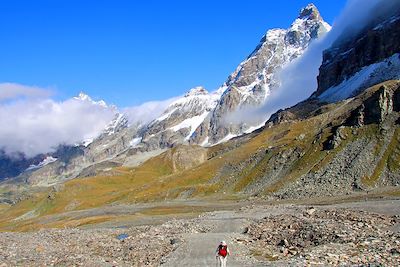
[
  {"x1": 0, "y1": 84, "x2": 115, "y2": 157},
  {"x1": 0, "y1": 82, "x2": 177, "y2": 158},
  {"x1": 0, "y1": 83, "x2": 53, "y2": 101},
  {"x1": 225, "y1": 0, "x2": 397, "y2": 126}
]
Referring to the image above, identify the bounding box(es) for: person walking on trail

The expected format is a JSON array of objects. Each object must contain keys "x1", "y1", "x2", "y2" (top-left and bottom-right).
[{"x1": 215, "y1": 240, "x2": 230, "y2": 267}]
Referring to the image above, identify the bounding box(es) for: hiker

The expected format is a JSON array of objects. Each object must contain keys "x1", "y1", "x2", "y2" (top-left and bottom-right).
[{"x1": 215, "y1": 240, "x2": 230, "y2": 267}]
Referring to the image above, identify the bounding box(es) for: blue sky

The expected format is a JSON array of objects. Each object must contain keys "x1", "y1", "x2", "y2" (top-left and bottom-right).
[{"x1": 0, "y1": 0, "x2": 347, "y2": 107}]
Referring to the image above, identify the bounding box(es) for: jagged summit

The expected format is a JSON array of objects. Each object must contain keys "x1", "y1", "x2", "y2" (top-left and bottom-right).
[
  {"x1": 74, "y1": 91, "x2": 107, "y2": 108},
  {"x1": 298, "y1": 3, "x2": 321, "y2": 20},
  {"x1": 189, "y1": 3, "x2": 331, "y2": 145},
  {"x1": 184, "y1": 86, "x2": 209, "y2": 97},
  {"x1": 75, "y1": 91, "x2": 90, "y2": 101},
  {"x1": 102, "y1": 113, "x2": 128, "y2": 136}
]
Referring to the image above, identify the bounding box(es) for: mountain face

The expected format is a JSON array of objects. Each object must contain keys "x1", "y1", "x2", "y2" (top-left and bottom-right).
[
  {"x1": 139, "y1": 87, "x2": 220, "y2": 150},
  {"x1": 316, "y1": 5, "x2": 400, "y2": 102},
  {"x1": 190, "y1": 4, "x2": 331, "y2": 145}
]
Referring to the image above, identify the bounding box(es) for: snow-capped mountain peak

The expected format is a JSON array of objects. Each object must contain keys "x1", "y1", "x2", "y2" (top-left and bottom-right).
[
  {"x1": 298, "y1": 3, "x2": 321, "y2": 20},
  {"x1": 188, "y1": 4, "x2": 331, "y2": 145},
  {"x1": 71, "y1": 4, "x2": 332, "y2": 150},
  {"x1": 74, "y1": 92, "x2": 91, "y2": 101},
  {"x1": 290, "y1": 4, "x2": 331, "y2": 34},
  {"x1": 74, "y1": 91, "x2": 108, "y2": 108}
]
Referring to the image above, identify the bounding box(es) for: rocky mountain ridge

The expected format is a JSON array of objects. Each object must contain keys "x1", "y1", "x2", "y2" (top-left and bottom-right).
[
  {"x1": 316, "y1": 4, "x2": 400, "y2": 101},
  {"x1": 190, "y1": 3, "x2": 331, "y2": 145}
]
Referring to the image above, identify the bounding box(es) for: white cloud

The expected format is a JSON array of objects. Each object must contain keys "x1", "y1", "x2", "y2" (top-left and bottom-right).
[
  {"x1": 123, "y1": 97, "x2": 179, "y2": 125},
  {"x1": 0, "y1": 81, "x2": 179, "y2": 158},
  {"x1": 0, "y1": 82, "x2": 53, "y2": 101},
  {"x1": 0, "y1": 84, "x2": 116, "y2": 157}
]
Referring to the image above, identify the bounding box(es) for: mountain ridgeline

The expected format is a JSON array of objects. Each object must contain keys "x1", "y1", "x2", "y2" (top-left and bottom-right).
[{"x1": 0, "y1": 3, "x2": 400, "y2": 209}]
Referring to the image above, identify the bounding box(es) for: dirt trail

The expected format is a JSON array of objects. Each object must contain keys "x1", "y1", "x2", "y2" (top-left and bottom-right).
[
  {"x1": 162, "y1": 199, "x2": 400, "y2": 266},
  {"x1": 163, "y1": 211, "x2": 269, "y2": 267}
]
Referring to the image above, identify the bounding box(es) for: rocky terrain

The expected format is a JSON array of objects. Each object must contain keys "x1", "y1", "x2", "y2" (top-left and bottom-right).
[
  {"x1": 1, "y1": 199, "x2": 399, "y2": 266},
  {"x1": 246, "y1": 206, "x2": 400, "y2": 266},
  {"x1": 0, "y1": 216, "x2": 210, "y2": 266}
]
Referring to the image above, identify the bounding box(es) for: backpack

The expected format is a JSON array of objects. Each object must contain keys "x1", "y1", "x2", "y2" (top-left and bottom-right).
[{"x1": 218, "y1": 245, "x2": 228, "y2": 257}]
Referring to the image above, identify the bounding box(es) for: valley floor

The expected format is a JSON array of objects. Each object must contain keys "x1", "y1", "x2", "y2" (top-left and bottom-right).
[{"x1": 0, "y1": 197, "x2": 400, "y2": 266}]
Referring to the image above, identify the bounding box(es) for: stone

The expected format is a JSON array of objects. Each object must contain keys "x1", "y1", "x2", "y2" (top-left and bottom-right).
[{"x1": 306, "y1": 207, "x2": 316, "y2": 216}]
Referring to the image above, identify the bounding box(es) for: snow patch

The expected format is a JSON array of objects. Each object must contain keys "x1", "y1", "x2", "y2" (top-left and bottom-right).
[
  {"x1": 170, "y1": 112, "x2": 209, "y2": 140},
  {"x1": 26, "y1": 156, "x2": 57, "y2": 171},
  {"x1": 104, "y1": 113, "x2": 126, "y2": 135},
  {"x1": 200, "y1": 137, "x2": 209, "y2": 147},
  {"x1": 265, "y1": 29, "x2": 287, "y2": 42},
  {"x1": 81, "y1": 138, "x2": 94, "y2": 147},
  {"x1": 155, "y1": 107, "x2": 177, "y2": 122},
  {"x1": 213, "y1": 133, "x2": 238, "y2": 146},
  {"x1": 319, "y1": 53, "x2": 400, "y2": 102},
  {"x1": 244, "y1": 121, "x2": 266, "y2": 134},
  {"x1": 129, "y1": 137, "x2": 142, "y2": 147}
]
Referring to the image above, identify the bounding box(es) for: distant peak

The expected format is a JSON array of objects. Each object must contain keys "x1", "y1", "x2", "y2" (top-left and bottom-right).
[
  {"x1": 184, "y1": 86, "x2": 208, "y2": 97},
  {"x1": 298, "y1": 3, "x2": 321, "y2": 20},
  {"x1": 74, "y1": 91, "x2": 108, "y2": 108},
  {"x1": 74, "y1": 91, "x2": 92, "y2": 101}
]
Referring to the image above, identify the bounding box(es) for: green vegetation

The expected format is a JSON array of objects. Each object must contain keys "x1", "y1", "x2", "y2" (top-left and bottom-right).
[
  {"x1": 363, "y1": 128, "x2": 400, "y2": 187},
  {"x1": 233, "y1": 152, "x2": 273, "y2": 192},
  {"x1": 388, "y1": 129, "x2": 400, "y2": 172}
]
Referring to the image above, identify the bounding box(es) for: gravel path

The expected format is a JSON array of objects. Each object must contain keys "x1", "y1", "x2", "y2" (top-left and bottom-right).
[{"x1": 163, "y1": 211, "x2": 267, "y2": 267}]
